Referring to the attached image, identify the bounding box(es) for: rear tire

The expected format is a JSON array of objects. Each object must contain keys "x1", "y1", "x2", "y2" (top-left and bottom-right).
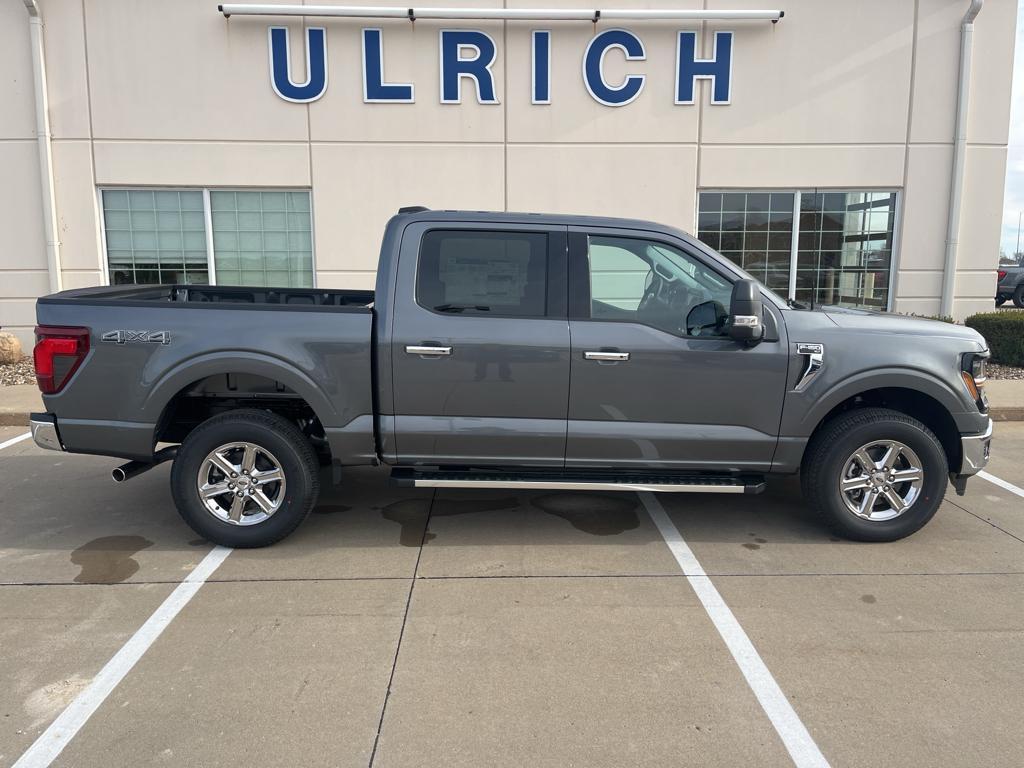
[
  {"x1": 801, "y1": 408, "x2": 948, "y2": 542},
  {"x1": 1013, "y1": 285, "x2": 1024, "y2": 308},
  {"x1": 170, "y1": 409, "x2": 320, "y2": 547}
]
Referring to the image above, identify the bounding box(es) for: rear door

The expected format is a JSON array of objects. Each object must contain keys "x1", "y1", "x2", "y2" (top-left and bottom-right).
[
  {"x1": 390, "y1": 221, "x2": 570, "y2": 466},
  {"x1": 565, "y1": 227, "x2": 789, "y2": 471}
]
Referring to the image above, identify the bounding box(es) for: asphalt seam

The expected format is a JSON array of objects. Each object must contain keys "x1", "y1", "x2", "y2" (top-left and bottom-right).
[{"x1": 367, "y1": 488, "x2": 435, "y2": 768}]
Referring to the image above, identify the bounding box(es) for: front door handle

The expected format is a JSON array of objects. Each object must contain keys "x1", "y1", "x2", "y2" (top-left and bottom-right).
[
  {"x1": 406, "y1": 345, "x2": 452, "y2": 356},
  {"x1": 584, "y1": 351, "x2": 630, "y2": 362}
]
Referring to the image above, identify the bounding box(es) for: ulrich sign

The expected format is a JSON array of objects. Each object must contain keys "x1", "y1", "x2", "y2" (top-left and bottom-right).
[{"x1": 268, "y1": 26, "x2": 734, "y2": 106}]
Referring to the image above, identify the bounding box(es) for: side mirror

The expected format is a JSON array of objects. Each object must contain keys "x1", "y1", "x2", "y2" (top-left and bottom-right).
[{"x1": 728, "y1": 279, "x2": 764, "y2": 346}]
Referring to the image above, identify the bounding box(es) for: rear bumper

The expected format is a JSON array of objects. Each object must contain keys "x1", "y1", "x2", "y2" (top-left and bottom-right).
[
  {"x1": 959, "y1": 418, "x2": 993, "y2": 476},
  {"x1": 29, "y1": 413, "x2": 63, "y2": 452}
]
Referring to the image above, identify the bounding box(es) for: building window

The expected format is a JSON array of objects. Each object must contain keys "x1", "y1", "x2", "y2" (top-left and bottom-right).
[
  {"x1": 697, "y1": 190, "x2": 897, "y2": 310},
  {"x1": 102, "y1": 188, "x2": 314, "y2": 288}
]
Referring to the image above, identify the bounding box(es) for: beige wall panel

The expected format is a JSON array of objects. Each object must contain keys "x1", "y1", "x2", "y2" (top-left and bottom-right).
[
  {"x1": 506, "y1": 145, "x2": 697, "y2": 231},
  {"x1": 703, "y1": 0, "x2": 913, "y2": 144},
  {"x1": 699, "y1": 145, "x2": 905, "y2": 189},
  {"x1": 894, "y1": 270, "x2": 943, "y2": 299},
  {"x1": 311, "y1": 144, "x2": 505, "y2": 273},
  {"x1": 61, "y1": 270, "x2": 104, "y2": 290},
  {"x1": 317, "y1": 271, "x2": 378, "y2": 290},
  {"x1": 910, "y1": 1, "x2": 962, "y2": 144},
  {"x1": 52, "y1": 141, "x2": 102, "y2": 272},
  {"x1": 505, "y1": 1, "x2": 701, "y2": 144},
  {"x1": 310, "y1": 16, "x2": 506, "y2": 142},
  {"x1": 958, "y1": 145, "x2": 1007, "y2": 274},
  {"x1": 952, "y1": 297, "x2": 995, "y2": 319},
  {"x1": 84, "y1": 0, "x2": 308, "y2": 141},
  {"x1": 0, "y1": 142, "x2": 47, "y2": 277},
  {"x1": 1, "y1": 1, "x2": 36, "y2": 139},
  {"x1": 42, "y1": 0, "x2": 92, "y2": 139},
  {"x1": 966, "y1": 0, "x2": 1017, "y2": 146},
  {"x1": 892, "y1": 296, "x2": 942, "y2": 316},
  {"x1": 0, "y1": 298, "x2": 38, "y2": 338},
  {"x1": 93, "y1": 142, "x2": 311, "y2": 187},
  {"x1": 913, "y1": 0, "x2": 1017, "y2": 145},
  {"x1": 898, "y1": 144, "x2": 952, "y2": 271},
  {"x1": 956, "y1": 270, "x2": 998, "y2": 298},
  {"x1": 1, "y1": 271, "x2": 50, "y2": 298}
]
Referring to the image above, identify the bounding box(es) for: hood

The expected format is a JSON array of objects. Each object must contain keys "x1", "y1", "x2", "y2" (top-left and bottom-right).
[{"x1": 820, "y1": 306, "x2": 986, "y2": 346}]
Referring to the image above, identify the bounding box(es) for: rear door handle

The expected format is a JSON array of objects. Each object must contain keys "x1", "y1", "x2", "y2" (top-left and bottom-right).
[
  {"x1": 406, "y1": 345, "x2": 452, "y2": 356},
  {"x1": 584, "y1": 351, "x2": 630, "y2": 362}
]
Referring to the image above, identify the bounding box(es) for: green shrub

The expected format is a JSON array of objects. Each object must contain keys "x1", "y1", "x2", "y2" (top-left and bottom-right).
[{"x1": 965, "y1": 312, "x2": 1024, "y2": 366}]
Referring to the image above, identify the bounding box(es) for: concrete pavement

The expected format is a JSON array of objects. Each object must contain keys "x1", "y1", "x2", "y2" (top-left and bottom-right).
[{"x1": 0, "y1": 423, "x2": 1022, "y2": 767}]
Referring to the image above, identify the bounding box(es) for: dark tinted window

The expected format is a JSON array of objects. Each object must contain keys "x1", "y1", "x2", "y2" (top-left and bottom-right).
[{"x1": 417, "y1": 230, "x2": 549, "y2": 317}]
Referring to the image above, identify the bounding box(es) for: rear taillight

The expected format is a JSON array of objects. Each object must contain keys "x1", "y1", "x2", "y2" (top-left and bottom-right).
[
  {"x1": 34, "y1": 325, "x2": 89, "y2": 394},
  {"x1": 998, "y1": 270, "x2": 1007, "y2": 281}
]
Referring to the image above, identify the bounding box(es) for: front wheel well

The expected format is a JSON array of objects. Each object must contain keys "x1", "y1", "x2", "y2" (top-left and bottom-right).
[
  {"x1": 805, "y1": 387, "x2": 961, "y2": 473},
  {"x1": 155, "y1": 372, "x2": 330, "y2": 461}
]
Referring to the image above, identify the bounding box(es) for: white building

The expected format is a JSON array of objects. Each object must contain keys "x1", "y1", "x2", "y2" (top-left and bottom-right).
[{"x1": 1, "y1": 0, "x2": 1017, "y2": 347}]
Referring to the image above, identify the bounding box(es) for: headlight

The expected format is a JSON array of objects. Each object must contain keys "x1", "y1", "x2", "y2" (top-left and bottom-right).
[{"x1": 961, "y1": 352, "x2": 989, "y2": 412}]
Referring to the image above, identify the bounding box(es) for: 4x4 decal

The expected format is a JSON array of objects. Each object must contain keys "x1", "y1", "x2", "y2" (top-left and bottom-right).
[{"x1": 101, "y1": 330, "x2": 171, "y2": 345}]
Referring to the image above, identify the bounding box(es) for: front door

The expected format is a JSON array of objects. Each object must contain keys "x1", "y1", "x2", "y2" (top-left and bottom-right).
[
  {"x1": 565, "y1": 227, "x2": 789, "y2": 472},
  {"x1": 391, "y1": 222, "x2": 570, "y2": 466}
]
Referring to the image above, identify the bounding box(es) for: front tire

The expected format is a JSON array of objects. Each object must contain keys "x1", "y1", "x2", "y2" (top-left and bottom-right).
[
  {"x1": 801, "y1": 408, "x2": 948, "y2": 542},
  {"x1": 170, "y1": 409, "x2": 320, "y2": 547}
]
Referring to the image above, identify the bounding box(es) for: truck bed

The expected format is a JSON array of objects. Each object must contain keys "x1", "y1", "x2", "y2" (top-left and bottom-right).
[{"x1": 35, "y1": 283, "x2": 377, "y2": 464}]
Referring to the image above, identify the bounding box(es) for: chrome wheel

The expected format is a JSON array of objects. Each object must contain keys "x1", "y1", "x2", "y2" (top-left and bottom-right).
[
  {"x1": 839, "y1": 440, "x2": 924, "y2": 521},
  {"x1": 197, "y1": 441, "x2": 287, "y2": 526}
]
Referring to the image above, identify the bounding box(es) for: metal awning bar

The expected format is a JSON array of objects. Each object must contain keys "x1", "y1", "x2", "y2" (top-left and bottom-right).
[{"x1": 218, "y1": 4, "x2": 784, "y2": 22}]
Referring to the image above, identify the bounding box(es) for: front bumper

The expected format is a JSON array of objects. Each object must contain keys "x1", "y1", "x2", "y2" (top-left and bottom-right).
[
  {"x1": 959, "y1": 418, "x2": 993, "y2": 476},
  {"x1": 29, "y1": 413, "x2": 63, "y2": 452}
]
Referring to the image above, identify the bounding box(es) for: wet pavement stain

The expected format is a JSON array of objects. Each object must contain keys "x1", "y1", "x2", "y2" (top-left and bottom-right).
[
  {"x1": 382, "y1": 496, "x2": 521, "y2": 546},
  {"x1": 187, "y1": 538, "x2": 207, "y2": 547},
  {"x1": 742, "y1": 542, "x2": 761, "y2": 550},
  {"x1": 861, "y1": 594, "x2": 877, "y2": 604},
  {"x1": 313, "y1": 504, "x2": 352, "y2": 515},
  {"x1": 70, "y1": 535, "x2": 154, "y2": 584},
  {"x1": 530, "y1": 493, "x2": 640, "y2": 536},
  {"x1": 381, "y1": 499, "x2": 433, "y2": 547}
]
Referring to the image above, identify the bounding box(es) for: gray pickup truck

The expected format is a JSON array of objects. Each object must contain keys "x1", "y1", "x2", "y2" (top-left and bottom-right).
[
  {"x1": 30, "y1": 208, "x2": 993, "y2": 547},
  {"x1": 995, "y1": 265, "x2": 1024, "y2": 306}
]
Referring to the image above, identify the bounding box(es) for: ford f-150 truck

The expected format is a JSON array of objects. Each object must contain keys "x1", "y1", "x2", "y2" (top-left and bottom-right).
[
  {"x1": 995, "y1": 265, "x2": 1024, "y2": 306},
  {"x1": 30, "y1": 208, "x2": 993, "y2": 547}
]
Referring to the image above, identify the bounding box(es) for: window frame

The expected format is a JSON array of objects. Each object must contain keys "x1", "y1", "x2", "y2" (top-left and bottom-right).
[
  {"x1": 568, "y1": 228, "x2": 742, "y2": 340},
  {"x1": 97, "y1": 186, "x2": 317, "y2": 289},
  {"x1": 412, "y1": 226, "x2": 568, "y2": 321},
  {"x1": 695, "y1": 187, "x2": 902, "y2": 312}
]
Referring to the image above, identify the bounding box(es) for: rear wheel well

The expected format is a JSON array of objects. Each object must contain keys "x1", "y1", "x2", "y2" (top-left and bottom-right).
[
  {"x1": 805, "y1": 387, "x2": 961, "y2": 473},
  {"x1": 155, "y1": 373, "x2": 330, "y2": 461}
]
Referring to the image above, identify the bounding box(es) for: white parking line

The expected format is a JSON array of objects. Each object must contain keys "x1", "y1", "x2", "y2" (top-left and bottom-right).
[
  {"x1": 640, "y1": 492, "x2": 831, "y2": 768},
  {"x1": 0, "y1": 432, "x2": 31, "y2": 451},
  {"x1": 12, "y1": 546, "x2": 232, "y2": 768},
  {"x1": 978, "y1": 470, "x2": 1024, "y2": 499}
]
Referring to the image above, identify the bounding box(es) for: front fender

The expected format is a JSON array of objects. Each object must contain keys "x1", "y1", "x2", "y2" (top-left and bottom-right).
[{"x1": 784, "y1": 367, "x2": 977, "y2": 438}]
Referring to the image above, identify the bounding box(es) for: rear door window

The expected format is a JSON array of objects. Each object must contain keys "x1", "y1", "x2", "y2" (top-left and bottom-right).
[{"x1": 417, "y1": 230, "x2": 549, "y2": 317}]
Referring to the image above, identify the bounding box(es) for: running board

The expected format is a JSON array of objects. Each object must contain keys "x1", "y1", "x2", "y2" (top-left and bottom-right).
[{"x1": 391, "y1": 469, "x2": 765, "y2": 494}]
